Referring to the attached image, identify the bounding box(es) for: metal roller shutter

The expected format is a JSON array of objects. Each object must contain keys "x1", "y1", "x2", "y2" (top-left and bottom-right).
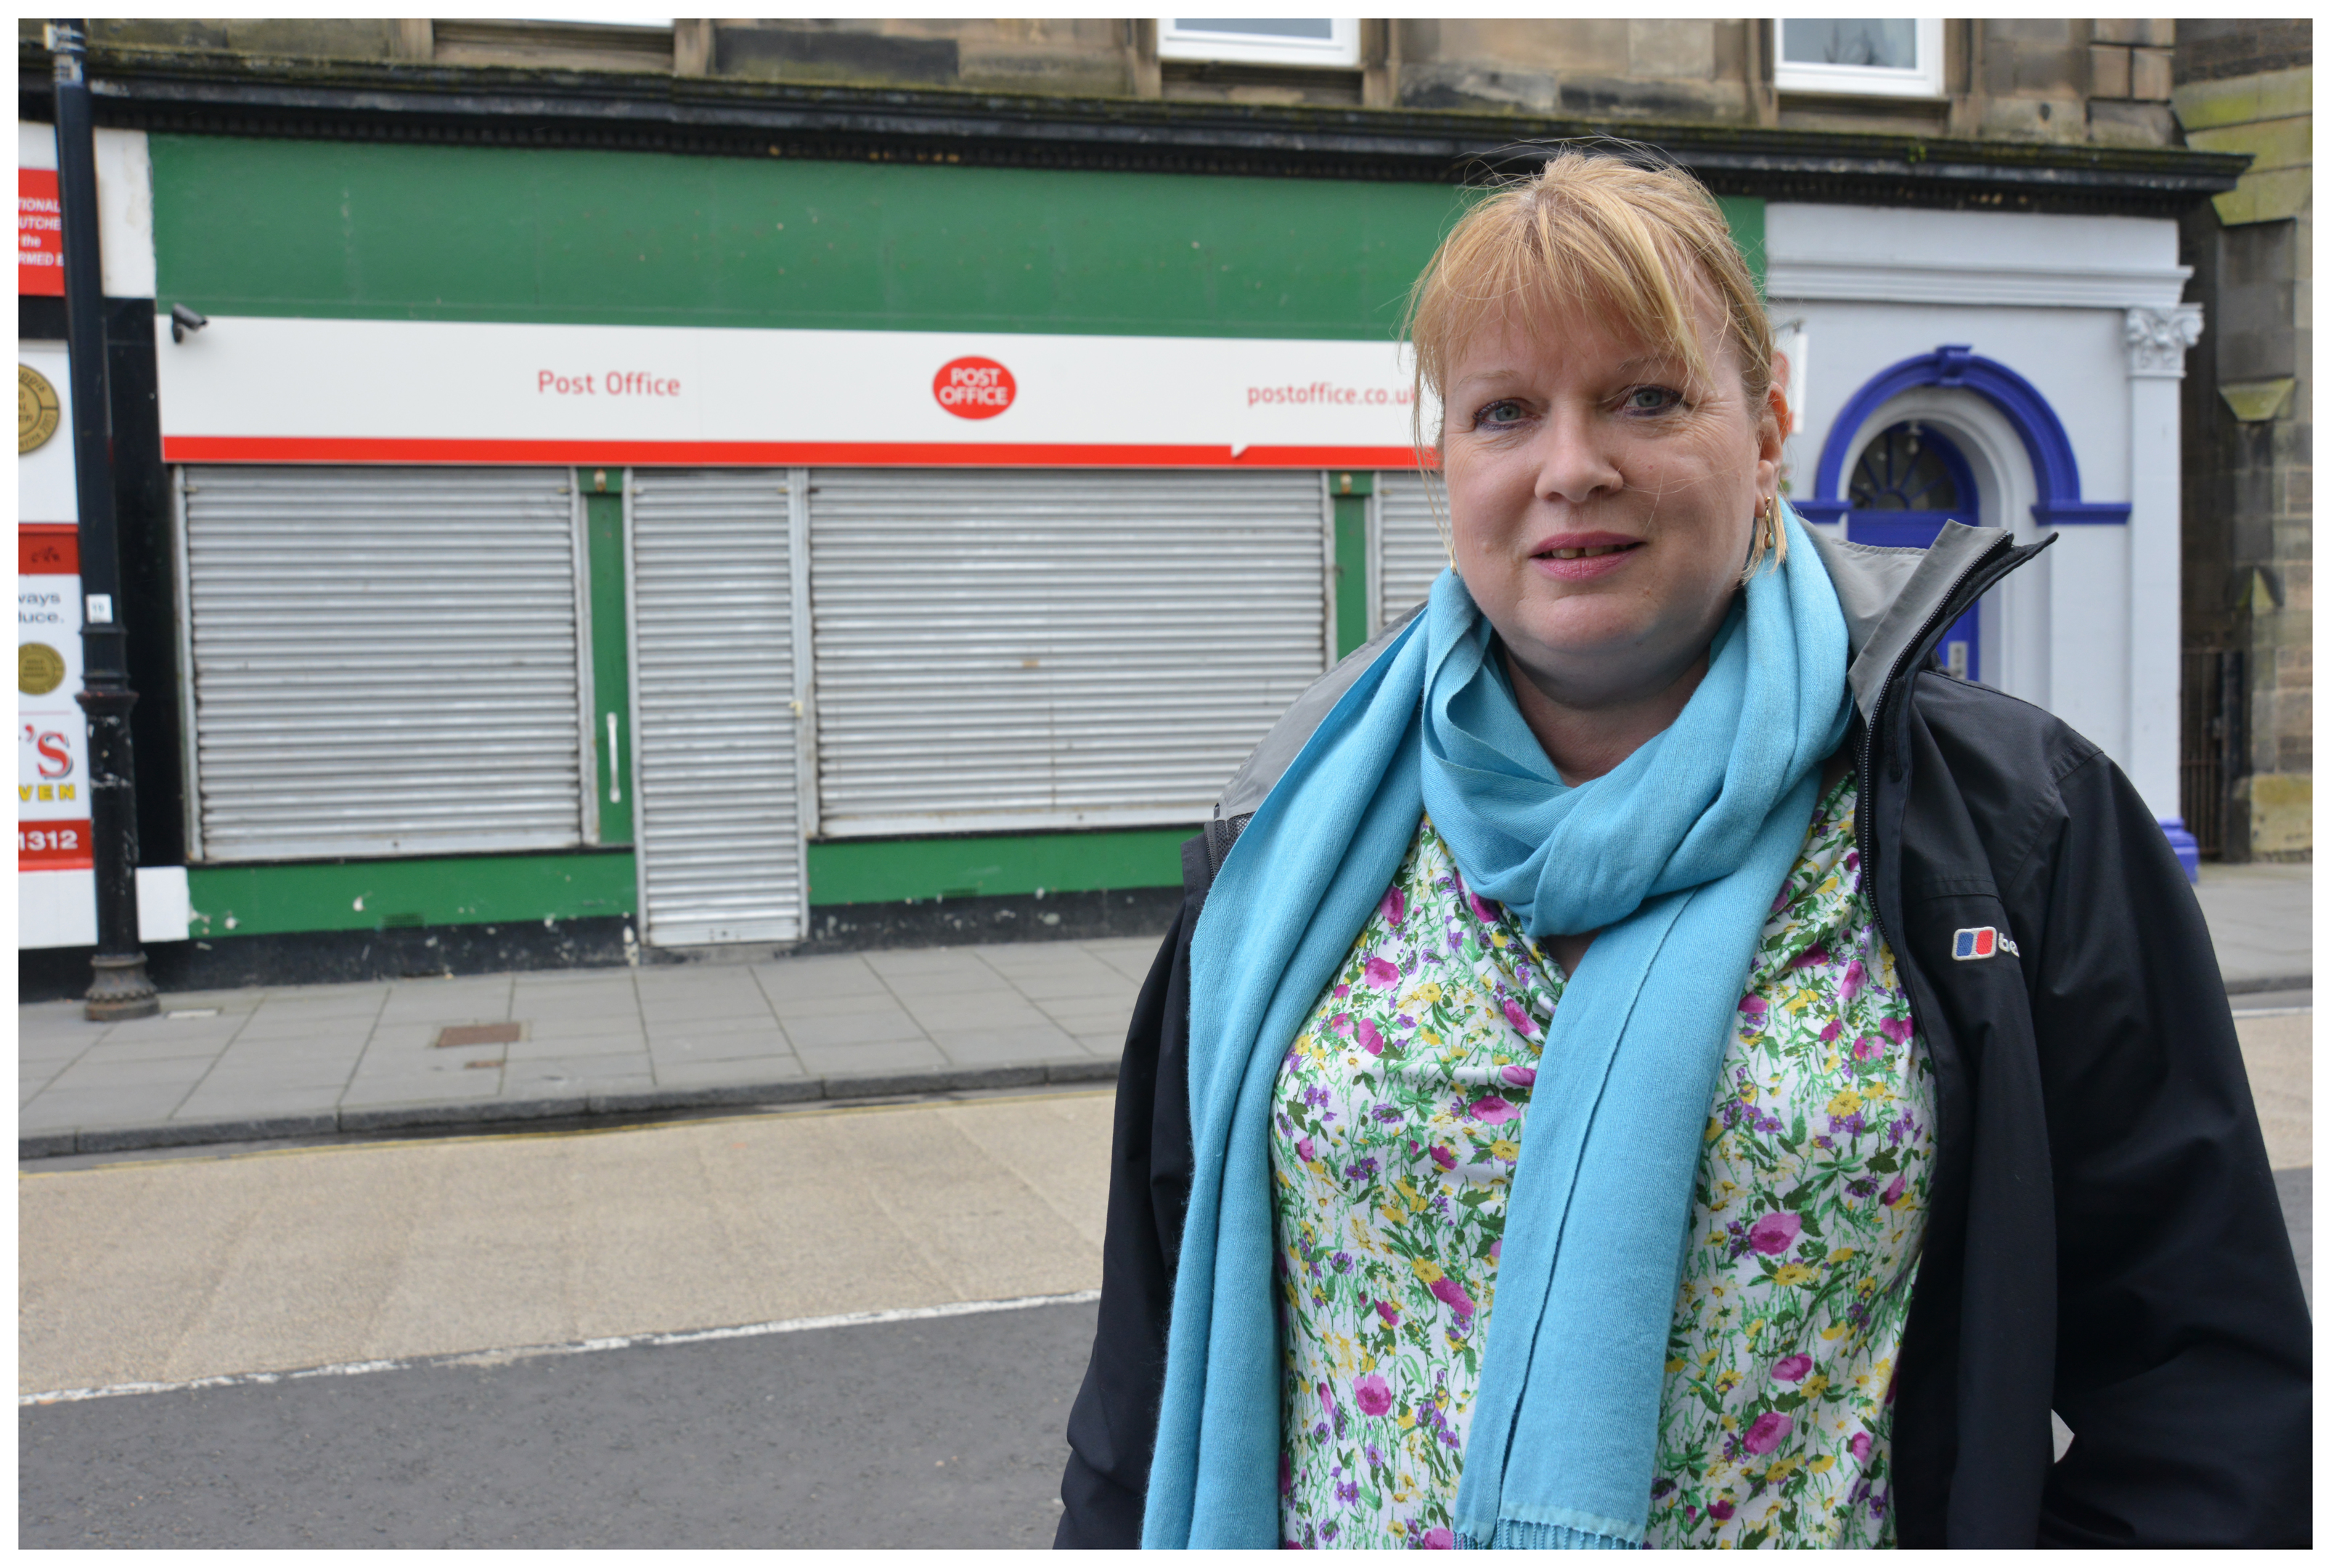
[
  {"x1": 808, "y1": 467, "x2": 1327, "y2": 836},
  {"x1": 628, "y1": 470, "x2": 808, "y2": 946},
  {"x1": 1376, "y1": 470, "x2": 1450, "y2": 631},
  {"x1": 178, "y1": 466, "x2": 584, "y2": 862}
]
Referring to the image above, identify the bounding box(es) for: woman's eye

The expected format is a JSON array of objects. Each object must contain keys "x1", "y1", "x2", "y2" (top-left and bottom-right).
[
  {"x1": 1624, "y1": 385, "x2": 1683, "y2": 413},
  {"x1": 1475, "y1": 399, "x2": 1526, "y2": 427}
]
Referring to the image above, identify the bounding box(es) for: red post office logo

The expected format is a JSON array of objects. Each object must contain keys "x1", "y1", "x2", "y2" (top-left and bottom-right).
[{"x1": 934, "y1": 356, "x2": 1016, "y2": 420}]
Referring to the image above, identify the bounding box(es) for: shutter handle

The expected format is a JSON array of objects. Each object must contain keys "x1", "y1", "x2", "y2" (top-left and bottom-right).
[{"x1": 605, "y1": 711, "x2": 622, "y2": 804}]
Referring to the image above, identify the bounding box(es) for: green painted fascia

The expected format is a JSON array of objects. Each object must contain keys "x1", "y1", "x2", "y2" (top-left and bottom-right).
[
  {"x1": 1717, "y1": 195, "x2": 1765, "y2": 297},
  {"x1": 1333, "y1": 493, "x2": 1369, "y2": 660},
  {"x1": 150, "y1": 136, "x2": 1764, "y2": 337},
  {"x1": 151, "y1": 136, "x2": 1474, "y2": 341},
  {"x1": 806, "y1": 828, "x2": 1191, "y2": 905},
  {"x1": 186, "y1": 852, "x2": 637, "y2": 939},
  {"x1": 583, "y1": 483, "x2": 634, "y2": 846}
]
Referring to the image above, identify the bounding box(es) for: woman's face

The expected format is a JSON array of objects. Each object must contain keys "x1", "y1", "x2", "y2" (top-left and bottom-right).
[{"x1": 1440, "y1": 286, "x2": 1785, "y2": 717}]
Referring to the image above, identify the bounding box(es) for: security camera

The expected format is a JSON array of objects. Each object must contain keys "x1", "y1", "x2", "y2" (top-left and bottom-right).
[{"x1": 170, "y1": 303, "x2": 208, "y2": 343}]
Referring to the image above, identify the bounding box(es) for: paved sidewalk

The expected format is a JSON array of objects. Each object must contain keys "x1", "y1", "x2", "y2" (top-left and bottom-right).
[
  {"x1": 2194, "y1": 862, "x2": 2312, "y2": 992},
  {"x1": 21, "y1": 941, "x2": 1153, "y2": 1158},
  {"x1": 18, "y1": 861, "x2": 2310, "y2": 1159}
]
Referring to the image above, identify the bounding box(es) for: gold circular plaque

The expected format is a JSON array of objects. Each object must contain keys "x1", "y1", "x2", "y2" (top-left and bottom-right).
[
  {"x1": 20, "y1": 364, "x2": 61, "y2": 454},
  {"x1": 20, "y1": 642, "x2": 67, "y2": 696}
]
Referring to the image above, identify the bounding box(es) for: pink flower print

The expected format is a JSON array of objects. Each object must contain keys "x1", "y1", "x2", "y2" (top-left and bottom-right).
[
  {"x1": 1380, "y1": 886, "x2": 1407, "y2": 926},
  {"x1": 1747, "y1": 1212, "x2": 1801, "y2": 1255},
  {"x1": 1771, "y1": 1354, "x2": 1813, "y2": 1383},
  {"x1": 1488, "y1": 1238, "x2": 1501, "y2": 1260},
  {"x1": 1500, "y1": 997, "x2": 1537, "y2": 1038},
  {"x1": 1853, "y1": 1033, "x2": 1883, "y2": 1062},
  {"x1": 1791, "y1": 944, "x2": 1831, "y2": 970},
  {"x1": 1355, "y1": 1018, "x2": 1386, "y2": 1056},
  {"x1": 1849, "y1": 1431, "x2": 1874, "y2": 1464},
  {"x1": 1429, "y1": 1275, "x2": 1476, "y2": 1320},
  {"x1": 1737, "y1": 995, "x2": 1768, "y2": 1035},
  {"x1": 1469, "y1": 1095, "x2": 1516, "y2": 1124},
  {"x1": 1363, "y1": 956, "x2": 1400, "y2": 989},
  {"x1": 1818, "y1": 1018, "x2": 1843, "y2": 1045},
  {"x1": 1373, "y1": 1299, "x2": 1402, "y2": 1327},
  {"x1": 1332, "y1": 983, "x2": 1350, "y2": 999},
  {"x1": 1429, "y1": 1144, "x2": 1457, "y2": 1172},
  {"x1": 1419, "y1": 1527, "x2": 1456, "y2": 1549},
  {"x1": 1879, "y1": 1174, "x2": 1906, "y2": 1207},
  {"x1": 1330, "y1": 1012, "x2": 1352, "y2": 1037},
  {"x1": 1352, "y1": 1373, "x2": 1393, "y2": 1416},
  {"x1": 1468, "y1": 891, "x2": 1501, "y2": 926},
  {"x1": 1840, "y1": 957, "x2": 1866, "y2": 1003},
  {"x1": 1879, "y1": 1015, "x2": 1914, "y2": 1047},
  {"x1": 1502, "y1": 1063, "x2": 1537, "y2": 1088},
  {"x1": 1744, "y1": 1411, "x2": 1793, "y2": 1455},
  {"x1": 1708, "y1": 1499, "x2": 1736, "y2": 1522},
  {"x1": 1295, "y1": 1137, "x2": 1316, "y2": 1163},
  {"x1": 1280, "y1": 1453, "x2": 1293, "y2": 1496}
]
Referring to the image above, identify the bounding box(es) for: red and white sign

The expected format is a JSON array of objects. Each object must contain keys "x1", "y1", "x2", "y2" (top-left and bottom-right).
[
  {"x1": 155, "y1": 317, "x2": 1430, "y2": 469},
  {"x1": 18, "y1": 524, "x2": 89, "y2": 870},
  {"x1": 18, "y1": 167, "x2": 62, "y2": 297},
  {"x1": 933, "y1": 356, "x2": 1016, "y2": 420}
]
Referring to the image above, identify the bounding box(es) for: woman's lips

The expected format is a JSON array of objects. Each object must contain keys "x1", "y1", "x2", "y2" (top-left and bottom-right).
[{"x1": 1530, "y1": 538, "x2": 1643, "y2": 581}]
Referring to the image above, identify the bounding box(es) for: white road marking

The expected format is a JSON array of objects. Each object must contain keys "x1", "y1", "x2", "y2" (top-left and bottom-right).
[
  {"x1": 2233, "y1": 1005, "x2": 2313, "y2": 1018},
  {"x1": 20, "y1": 1289, "x2": 1102, "y2": 1408}
]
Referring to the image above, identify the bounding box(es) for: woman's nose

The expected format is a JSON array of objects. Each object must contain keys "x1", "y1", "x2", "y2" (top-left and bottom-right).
[{"x1": 1531, "y1": 407, "x2": 1622, "y2": 505}]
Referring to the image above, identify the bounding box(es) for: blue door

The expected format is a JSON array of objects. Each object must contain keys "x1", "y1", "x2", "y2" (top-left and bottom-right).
[{"x1": 1845, "y1": 422, "x2": 1982, "y2": 682}]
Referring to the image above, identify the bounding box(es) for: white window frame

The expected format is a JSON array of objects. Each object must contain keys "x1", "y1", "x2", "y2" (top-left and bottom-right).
[
  {"x1": 1156, "y1": 17, "x2": 1360, "y2": 69},
  {"x1": 1773, "y1": 18, "x2": 1945, "y2": 99}
]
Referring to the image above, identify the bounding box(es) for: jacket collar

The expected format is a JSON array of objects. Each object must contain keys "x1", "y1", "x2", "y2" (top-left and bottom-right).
[{"x1": 1804, "y1": 520, "x2": 2017, "y2": 725}]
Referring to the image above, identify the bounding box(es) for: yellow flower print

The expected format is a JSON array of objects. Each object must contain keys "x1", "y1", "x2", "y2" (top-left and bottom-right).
[
  {"x1": 1773, "y1": 1262, "x2": 1817, "y2": 1286},
  {"x1": 1421, "y1": 1030, "x2": 1442, "y2": 1047},
  {"x1": 1414, "y1": 981, "x2": 1443, "y2": 1005},
  {"x1": 1490, "y1": 1138, "x2": 1520, "y2": 1161},
  {"x1": 1411, "y1": 1257, "x2": 1445, "y2": 1286},
  {"x1": 1808, "y1": 1454, "x2": 1835, "y2": 1474},
  {"x1": 1828, "y1": 1247, "x2": 1857, "y2": 1264},
  {"x1": 1826, "y1": 1088, "x2": 1863, "y2": 1118},
  {"x1": 1665, "y1": 1357, "x2": 1687, "y2": 1373},
  {"x1": 1802, "y1": 1373, "x2": 1830, "y2": 1399},
  {"x1": 1715, "y1": 1368, "x2": 1741, "y2": 1394}
]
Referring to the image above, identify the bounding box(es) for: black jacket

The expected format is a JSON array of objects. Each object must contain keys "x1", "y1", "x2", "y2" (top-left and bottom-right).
[{"x1": 1056, "y1": 525, "x2": 2311, "y2": 1548}]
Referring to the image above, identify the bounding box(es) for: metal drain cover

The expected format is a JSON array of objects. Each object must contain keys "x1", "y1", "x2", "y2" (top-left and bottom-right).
[{"x1": 434, "y1": 1022, "x2": 522, "y2": 1050}]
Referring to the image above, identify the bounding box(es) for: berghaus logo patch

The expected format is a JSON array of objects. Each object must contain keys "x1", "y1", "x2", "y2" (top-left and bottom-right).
[{"x1": 1951, "y1": 926, "x2": 2020, "y2": 960}]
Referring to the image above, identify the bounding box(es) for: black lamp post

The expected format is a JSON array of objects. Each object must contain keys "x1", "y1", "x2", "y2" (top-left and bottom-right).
[{"x1": 49, "y1": 19, "x2": 158, "y2": 1020}]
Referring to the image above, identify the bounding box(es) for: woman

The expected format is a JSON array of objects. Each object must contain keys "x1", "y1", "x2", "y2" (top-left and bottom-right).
[{"x1": 1057, "y1": 150, "x2": 2308, "y2": 1549}]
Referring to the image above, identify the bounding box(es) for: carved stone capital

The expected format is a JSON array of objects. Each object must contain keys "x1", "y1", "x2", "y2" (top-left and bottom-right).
[{"x1": 2124, "y1": 304, "x2": 2203, "y2": 377}]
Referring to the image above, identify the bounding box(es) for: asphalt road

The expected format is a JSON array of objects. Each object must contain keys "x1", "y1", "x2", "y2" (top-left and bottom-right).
[{"x1": 20, "y1": 1297, "x2": 1095, "y2": 1549}]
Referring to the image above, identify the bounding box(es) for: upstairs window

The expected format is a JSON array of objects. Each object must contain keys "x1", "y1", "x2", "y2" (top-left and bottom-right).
[
  {"x1": 1775, "y1": 18, "x2": 1945, "y2": 98},
  {"x1": 1157, "y1": 18, "x2": 1361, "y2": 68}
]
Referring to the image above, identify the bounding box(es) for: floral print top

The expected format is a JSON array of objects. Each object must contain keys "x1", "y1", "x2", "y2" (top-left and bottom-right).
[{"x1": 1270, "y1": 775, "x2": 1935, "y2": 1549}]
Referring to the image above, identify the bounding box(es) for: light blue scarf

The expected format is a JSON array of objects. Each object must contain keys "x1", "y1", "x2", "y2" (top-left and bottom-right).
[{"x1": 1143, "y1": 505, "x2": 1850, "y2": 1549}]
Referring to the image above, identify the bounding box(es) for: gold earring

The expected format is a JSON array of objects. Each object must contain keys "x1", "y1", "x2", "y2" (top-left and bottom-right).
[{"x1": 1761, "y1": 496, "x2": 1780, "y2": 555}]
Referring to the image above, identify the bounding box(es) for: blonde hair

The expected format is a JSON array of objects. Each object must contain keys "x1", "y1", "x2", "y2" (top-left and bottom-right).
[{"x1": 1403, "y1": 145, "x2": 1785, "y2": 576}]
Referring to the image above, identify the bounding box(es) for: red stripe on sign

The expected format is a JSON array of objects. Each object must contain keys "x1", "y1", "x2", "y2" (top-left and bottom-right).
[
  {"x1": 19, "y1": 820, "x2": 92, "y2": 870},
  {"x1": 18, "y1": 523, "x2": 78, "y2": 576},
  {"x1": 160, "y1": 436, "x2": 1432, "y2": 470}
]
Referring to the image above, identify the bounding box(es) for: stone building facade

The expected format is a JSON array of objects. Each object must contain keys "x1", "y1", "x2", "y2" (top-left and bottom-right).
[
  {"x1": 2173, "y1": 19, "x2": 2312, "y2": 859},
  {"x1": 15, "y1": 20, "x2": 2263, "y2": 984}
]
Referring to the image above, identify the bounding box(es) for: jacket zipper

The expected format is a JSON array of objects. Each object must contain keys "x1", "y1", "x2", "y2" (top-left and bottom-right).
[{"x1": 1853, "y1": 536, "x2": 2021, "y2": 956}]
